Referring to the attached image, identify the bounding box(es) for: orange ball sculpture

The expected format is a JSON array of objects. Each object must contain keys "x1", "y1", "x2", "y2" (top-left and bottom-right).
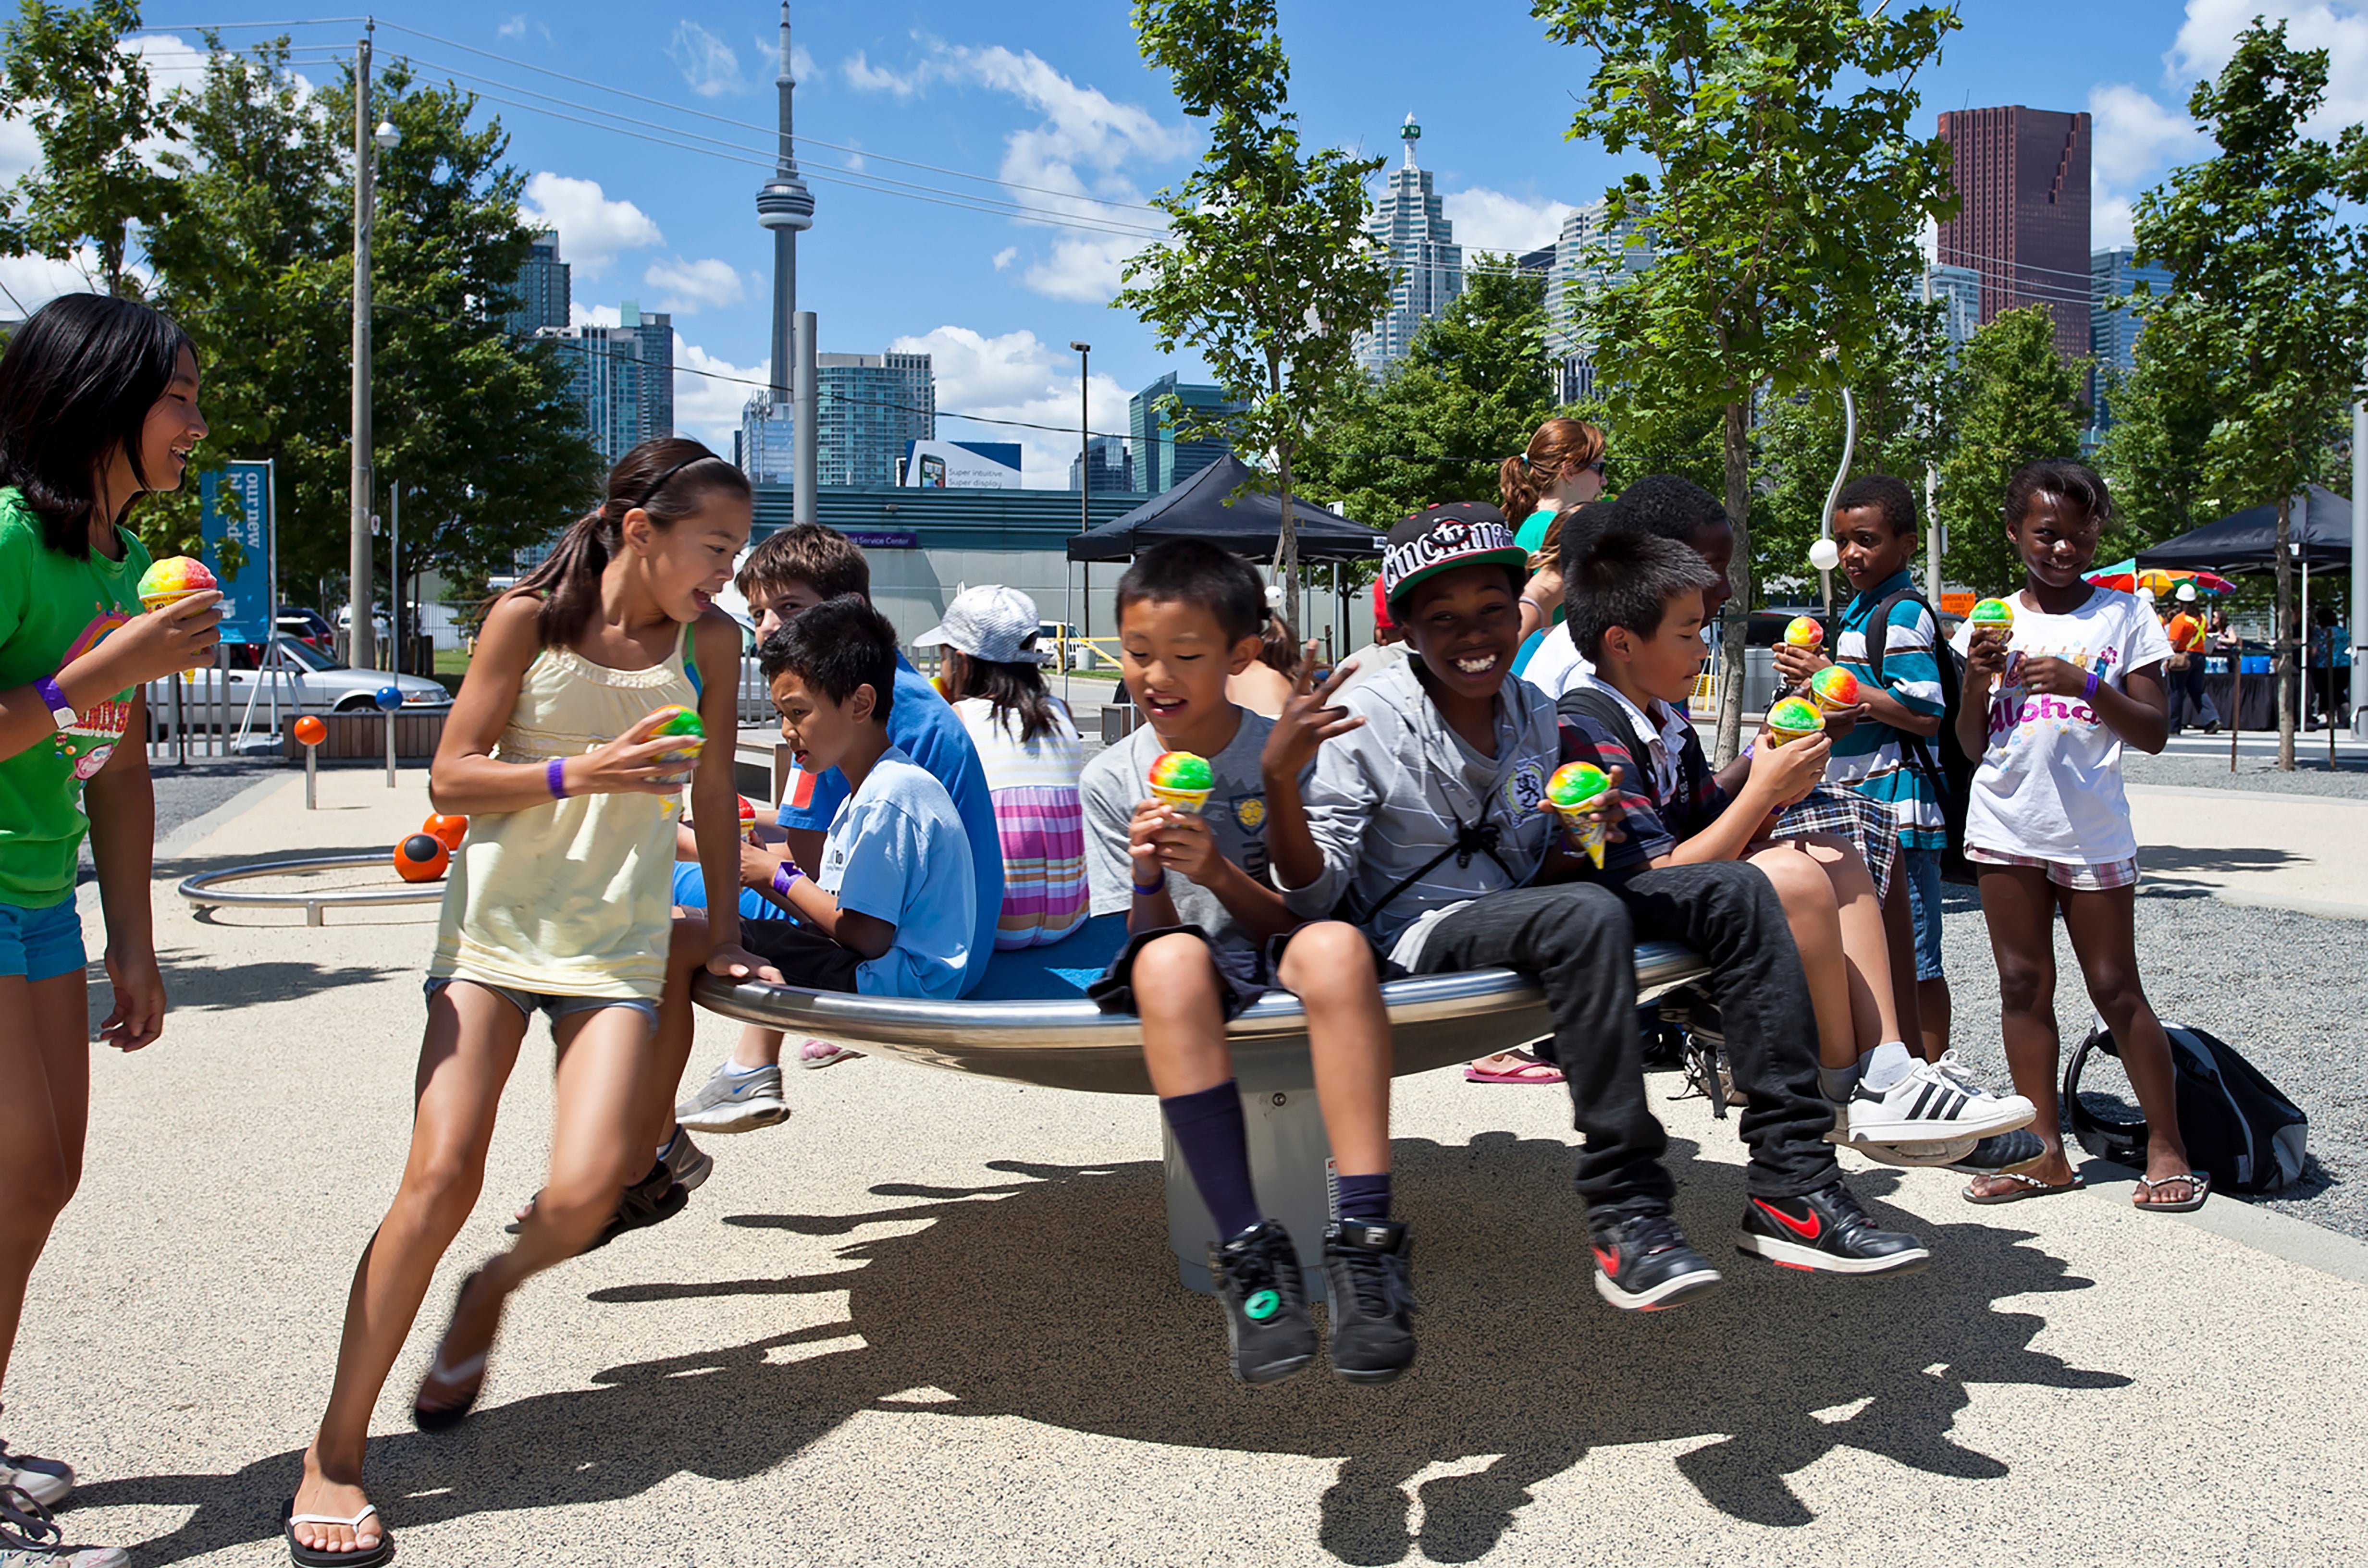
[
  {"x1": 394, "y1": 833, "x2": 450, "y2": 882},
  {"x1": 293, "y1": 715, "x2": 326, "y2": 746},
  {"x1": 422, "y1": 813, "x2": 468, "y2": 851}
]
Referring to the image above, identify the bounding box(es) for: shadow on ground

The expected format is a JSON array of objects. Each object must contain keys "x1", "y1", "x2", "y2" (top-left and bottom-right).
[{"x1": 85, "y1": 1135, "x2": 2128, "y2": 1565}]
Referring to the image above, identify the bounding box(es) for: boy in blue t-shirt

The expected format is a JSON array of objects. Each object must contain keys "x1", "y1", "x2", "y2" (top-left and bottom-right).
[
  {"x1": 667, "y1": 523, "x2": 1001, "y2": 1140},
  {"x1": 733, "y1": 595, "x2": 974, "y2": 999},
  {"x1": 1770, "y1": 476, "x2": 1952, "y2": 1062}
]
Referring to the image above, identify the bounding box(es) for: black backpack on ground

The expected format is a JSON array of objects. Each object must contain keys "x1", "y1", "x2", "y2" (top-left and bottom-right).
[
  {"x1": 2064, "y1": 1019, "x2": 2309, "y2": 1193},
  {"x1": 1865, "y1": 588, "x2": 1978, "y2": 886}
]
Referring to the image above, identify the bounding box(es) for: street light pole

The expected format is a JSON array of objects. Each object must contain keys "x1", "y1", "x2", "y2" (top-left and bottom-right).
[{"x1": 348, "y1": 22, "x2": 375, "y2": 672}]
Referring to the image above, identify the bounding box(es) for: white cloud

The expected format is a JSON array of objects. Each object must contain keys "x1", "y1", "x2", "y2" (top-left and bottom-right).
[
  {"x1": 0, "y1": 252, "x2": 105, "y2": 317},
  {"x1": 518, "y1": 172, "x2": 662, "y2": 280},
  {"x1": 2169, "y1": 1, "x2": 2368, "y2": 133},
  {"x1": 991, "y1": 246, "x2": 1018, "y2": 270},
  {"x1": 0, "y1": 119, "x2": 37, "y2": 189},
  {"x1": 667, "y1": 21, "x2": 743, "y2": 99},
  {"x1": 844, "y1": 38, "x2": 1179, "y2": 302},
  {"x1": 2087, "y1": 82, "x2": 2205, "y2": 248},
  {"x1": 889, "y1": 325, "x2": 1128, "y2": 488},
  {"x1": 1441, "y1": 189, "x2": 1574, "y2": 257},
  {"x1": 674, "y1": 335, "x2": 767, "y2": 453},
  {"x1": 498, "y1": 16, "x2": 528, "y2": 42},
  {"x1": 570, "y1": 302, "x2": 621, "y2": 329},
  {"x1": 641, "y1": 255, "x2": 744, "y2": 313}
]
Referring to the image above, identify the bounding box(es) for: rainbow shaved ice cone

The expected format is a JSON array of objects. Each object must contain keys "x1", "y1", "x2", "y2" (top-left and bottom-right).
[
  {"x1": 1147, "y1": 750, "x2": 1214, "y2": 815},
  {"x1": 649, "y1": 704, "x2": 705, "y2": 760},
  {"x1": 738, "y1": 795, "x2": 759, "y2": 835},
  {"x1": 137, "y1": 556, "x2": 218, "y2": 677},
  {"x1": 1543, "y1": 761, "x2": 1612, "y2": 869},
  {"x1": 1970, "y1": 598, "x2": 2014, "y2": 631},
  {"x1": 1807, "y1": 665, "x2": 1861, "y2": 713},
  {"x1": 1766, "y1": 695, "x2": 1825, "y2": 747},
  {"x1": 1782, "y1": 615, "x2": 1824, "y2": 649}
]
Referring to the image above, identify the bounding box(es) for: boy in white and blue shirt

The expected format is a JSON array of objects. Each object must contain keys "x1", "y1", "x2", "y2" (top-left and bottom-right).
[{"x1": 1771, "y1": 474, "x2": 1952, "y2": 1056}]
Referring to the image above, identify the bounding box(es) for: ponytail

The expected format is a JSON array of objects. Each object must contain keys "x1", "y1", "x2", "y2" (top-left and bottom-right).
[
  {"x1": 1499, "y1": 455, "x2": 1540, "y2": 531},
  {"x1": 508, "y1": 436, "x2": 751, "y2": 648}
]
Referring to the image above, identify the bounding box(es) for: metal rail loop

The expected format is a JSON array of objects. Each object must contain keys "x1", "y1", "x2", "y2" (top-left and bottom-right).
[{"x1": 178, "y1": 855, "x2": 444, "y2": 927}]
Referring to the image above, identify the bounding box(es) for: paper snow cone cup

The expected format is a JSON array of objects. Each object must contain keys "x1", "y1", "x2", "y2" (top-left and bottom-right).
[
  {"x1": 1765, "y1": 695, "x2": 1825, "y2": 747},
  {"x1": 1543, "y1": 761, "x2": 1612, "y2": 870},
  {"x1": 137, "y1": 556, "x2": 220, "y2": 679},
  {"x1": 1147, "y1": 750, "x2": 1214, "y2": 816}
]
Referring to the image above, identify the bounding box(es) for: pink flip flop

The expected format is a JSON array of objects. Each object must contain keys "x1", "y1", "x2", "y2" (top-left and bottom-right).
[
  {"x1": 798, "y1": 1038, "x2": 863, "y2": 1070},
  {"x1": 1463, "y1": 1046, "x2": 1565, "y2": 1085}
]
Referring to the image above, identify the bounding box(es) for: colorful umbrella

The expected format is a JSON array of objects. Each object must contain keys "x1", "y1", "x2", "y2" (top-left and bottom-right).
[{"x1": 2084, "y1": 560, "x2": 2236, "y2": 596}]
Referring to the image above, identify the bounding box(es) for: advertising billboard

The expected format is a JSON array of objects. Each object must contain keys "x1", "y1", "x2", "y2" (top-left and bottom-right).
[
  {"x1": 900, "y1": 439, "x2": 1022, "y2": 490},
  {"x1": 198, "y1": 462, "x2": 273, "y2": 644}
]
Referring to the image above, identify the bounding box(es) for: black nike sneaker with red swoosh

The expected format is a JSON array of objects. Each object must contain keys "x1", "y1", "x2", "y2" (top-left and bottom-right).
[
  {"x1": 1736, "y1": 1181, "x2": 1930, "y2": 1275},
  {"x1": 1590, "y1": 1212, "x2": 1724, "y2": 1311}
]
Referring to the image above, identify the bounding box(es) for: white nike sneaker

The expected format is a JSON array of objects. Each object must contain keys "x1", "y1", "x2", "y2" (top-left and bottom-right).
[{"x1": 675, "y1": 1060, "x2": 790, "y2": 1133}]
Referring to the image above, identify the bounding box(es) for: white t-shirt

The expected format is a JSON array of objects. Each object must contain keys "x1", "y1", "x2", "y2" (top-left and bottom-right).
[
  {"x1": 1520, "y1": 623, "x2": 1596, "y2": 699},
  {"x1": 1949, "y1": 588, "x2": 2171, "y2": 865}
]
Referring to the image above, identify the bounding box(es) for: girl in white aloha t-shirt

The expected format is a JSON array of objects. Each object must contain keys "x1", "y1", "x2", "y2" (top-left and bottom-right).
[{"x1": 1949, "y1": 460, "x2": 2200, "y2": 1214}]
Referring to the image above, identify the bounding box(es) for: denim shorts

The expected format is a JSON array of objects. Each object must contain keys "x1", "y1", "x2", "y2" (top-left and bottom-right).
[
  {"x1": 1899, "y1": 846, "x2": 1945, "y2": 983},
  {"x1": 424, "y1": 976, "x2": 659, "y2": 1026},
  {"x1": 0, "y1": 895, "x2": 86, "y2": 983}
]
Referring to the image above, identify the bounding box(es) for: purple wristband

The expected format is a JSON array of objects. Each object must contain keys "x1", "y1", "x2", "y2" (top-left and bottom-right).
[
  {"x1": 2084, "y1": 669, "x2": 2101, "y2": 701},
  {"x1": 546, "y1": 757, "x2": 569, "y2": 799},
  {"x1": 32, "y1": 675, "x2": 74, "y2": 728},
  {"x1": 772, "y1": 863, "x2": 802, "y2": 899}
]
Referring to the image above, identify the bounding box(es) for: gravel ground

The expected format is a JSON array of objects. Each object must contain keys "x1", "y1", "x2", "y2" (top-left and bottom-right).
[
  {"x1": 2125, "y1": 748, "x2": 2368, "y2": 798},
  {"x1": 1931, "y1": 878, "x2": 2368, "y2": 1240}
]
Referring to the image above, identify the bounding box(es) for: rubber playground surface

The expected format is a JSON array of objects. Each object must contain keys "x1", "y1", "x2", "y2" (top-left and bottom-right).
[{"x1": 15, "y1": 767, "x2": 2368, "y2": 1566}]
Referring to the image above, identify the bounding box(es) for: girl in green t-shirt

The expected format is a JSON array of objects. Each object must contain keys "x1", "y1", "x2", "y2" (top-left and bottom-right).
[{"x1": 0, "y1": 294, "x2": 219, "y2": 1563}]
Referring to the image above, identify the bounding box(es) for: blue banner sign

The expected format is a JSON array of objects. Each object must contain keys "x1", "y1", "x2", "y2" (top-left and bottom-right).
[{"x1": 198, "y1": 462, "x2": 271, "y2": 643}]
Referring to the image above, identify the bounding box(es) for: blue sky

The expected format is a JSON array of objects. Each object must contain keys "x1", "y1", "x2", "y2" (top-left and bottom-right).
[{"x1": 6, "y1": 2, "x2": 2363, "y2": 480}]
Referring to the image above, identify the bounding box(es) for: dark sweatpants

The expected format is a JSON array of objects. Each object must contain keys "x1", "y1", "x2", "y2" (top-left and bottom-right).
[{"x1": 1415, "y1": 861, "x2": 1839, "y2": 1226}]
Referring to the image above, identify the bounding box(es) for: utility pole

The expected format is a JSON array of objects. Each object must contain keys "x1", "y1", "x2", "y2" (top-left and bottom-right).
[
  {"x1": 348, "y1": 21, "x2": 375, "y2": 672},
  {"x1": 2351, "y1": 375, "x2": 2366, "y2": 738},
  {"x1": 1073, "y1": 341, "x2": 1091, "y2": 662}
]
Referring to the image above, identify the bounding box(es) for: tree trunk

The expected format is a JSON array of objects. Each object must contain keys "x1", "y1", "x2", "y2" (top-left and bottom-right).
[
  {"x1": 2275, "y1": 491, "x2": 2294, "y2": 771},
  {"x1": 1714, "y1": 398, "x2": 1752, "y2": 767}
]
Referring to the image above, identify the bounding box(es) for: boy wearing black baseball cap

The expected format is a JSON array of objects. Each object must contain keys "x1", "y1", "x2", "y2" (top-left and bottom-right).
[{"x1": 1263, "y1": 504, "x2": 1927, "y2": 1308}]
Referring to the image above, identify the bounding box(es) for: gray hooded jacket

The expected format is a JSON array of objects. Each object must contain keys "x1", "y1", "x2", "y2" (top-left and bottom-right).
[{"x1": 1279, "y1": 660, "x2": 1563, "y2": 967}]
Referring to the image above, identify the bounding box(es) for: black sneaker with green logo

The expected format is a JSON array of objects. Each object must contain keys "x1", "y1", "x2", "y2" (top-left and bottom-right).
[{"x1": 1208, "y1": 1220, "x2": 1316, "y2": 1384}]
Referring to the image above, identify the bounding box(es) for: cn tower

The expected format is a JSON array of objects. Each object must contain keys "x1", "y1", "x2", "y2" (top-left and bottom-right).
[{"x1": 755, "y1": 2, "x2": 815, "y2": 402}]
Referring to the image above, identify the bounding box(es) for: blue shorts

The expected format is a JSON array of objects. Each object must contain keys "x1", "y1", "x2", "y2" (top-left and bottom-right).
[
  {"x1": 669, "y1": 860, "x2": 775, "y2": 922},
  {"x1": 1899, "y1": 846, "x2": 1945, "y2": 983},
  {"x1": 0, "y1": 896, "x2": 85, "y2": 983},
  {"x1": 424, "y1": 976, "x2": 658, "y2": 1027}
]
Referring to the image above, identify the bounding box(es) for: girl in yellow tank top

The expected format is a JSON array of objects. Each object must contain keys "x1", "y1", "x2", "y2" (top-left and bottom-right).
[{"x1": 288, "y1": 440, "x2": 779, "y2": 1561}]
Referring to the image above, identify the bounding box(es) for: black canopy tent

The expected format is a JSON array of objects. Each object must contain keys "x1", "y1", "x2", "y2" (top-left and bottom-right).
[
  {"x1": 1064, "y1": 454, "x2": 1387, "y2": 564},
  {"x1": 2134, "y1": 484, "x2": 2353, "y2": 573}
]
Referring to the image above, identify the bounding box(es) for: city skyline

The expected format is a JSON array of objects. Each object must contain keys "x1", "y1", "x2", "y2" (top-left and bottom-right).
[{"x1": 3, "y1": 2, "x2": 2353, "y2": 484}]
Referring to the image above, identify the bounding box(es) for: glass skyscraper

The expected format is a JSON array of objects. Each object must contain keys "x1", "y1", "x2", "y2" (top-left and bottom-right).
[
  {"x1": 1129, "y1": 372, "x2": 1240, "y2": 494},
  {"x1": 1355, "y1": 115, "x2": 1462, "y2": 377},
  {"x1": 505, "y1": 230, "x2": 570, "y2": 337},
  {"x1": 550, "y1": 300, "x2": 674, "y2": 466},
  {"x1": 814, "y1": 352, "x2": 935, "y2": 488},
  {"x1": 1936, "y1": 105, "x2": 2093, "y2": 364}
]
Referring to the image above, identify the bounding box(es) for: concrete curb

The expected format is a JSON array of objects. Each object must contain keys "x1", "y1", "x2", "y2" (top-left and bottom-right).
[
  {"x1": 2078, "y1": 1157, "x2": 2368, "y2": 1287},
  {"x1": 2129, "y1": 781, "x2": 2368, "y2": 808}
]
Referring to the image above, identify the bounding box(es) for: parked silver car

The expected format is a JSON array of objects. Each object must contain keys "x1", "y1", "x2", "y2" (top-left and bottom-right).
[{"x1": 146, "y1": 637, "x2": 450, "y2": 736}]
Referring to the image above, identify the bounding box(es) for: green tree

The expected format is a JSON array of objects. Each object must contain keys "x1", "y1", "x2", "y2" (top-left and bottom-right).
[
  {"x1": 146, "y1": 40, "x2": 595, "y2": 610},
  {"x1": 1932, "y1": 304, "x2": 2089, "y2": 595},
  {"x1": 2130, "y1": 18, "x2": 2368, "y2": 768},
  {"x1": 1539, "y1": 0, "x2": 1961, "y2": 761},
  {"x1": 1754, "y1": 295, "x2": 1953, "y2": 600},
  {"x1": 0, "y1": 0, "x2": 173, "y2": 296},
  {"x1": 1116, "y1": 0, "x2": 1392, "y2": 628},
  {"x1": 1297, "y1": 257, "x2": 1559, "y2": 526},
  {"x1": 2093, "y1": 308, "x2": 2221, "y2": 558}
]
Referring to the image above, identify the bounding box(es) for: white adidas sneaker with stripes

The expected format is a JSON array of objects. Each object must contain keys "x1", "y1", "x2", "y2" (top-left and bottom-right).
[{"x1": 1846, "y1": 1062, "x2": 2036, "y2": 1150}]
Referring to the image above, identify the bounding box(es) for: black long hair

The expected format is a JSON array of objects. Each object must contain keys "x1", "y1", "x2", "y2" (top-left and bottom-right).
[
  {"x1": 0, "y1": 293, "x2": 197, "y2": 557},
  {"x1": 512, "y1": 437, "x2": 751, "y2": 648},
  {"x1": 947, "y1": 647, "x2": 1068, "y2": 744}
]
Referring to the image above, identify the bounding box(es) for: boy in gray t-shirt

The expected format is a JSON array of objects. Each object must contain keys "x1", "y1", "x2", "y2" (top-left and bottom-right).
[{"x1": 1076, "y1": 540, "x2": 1410, "y2": 1389}]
